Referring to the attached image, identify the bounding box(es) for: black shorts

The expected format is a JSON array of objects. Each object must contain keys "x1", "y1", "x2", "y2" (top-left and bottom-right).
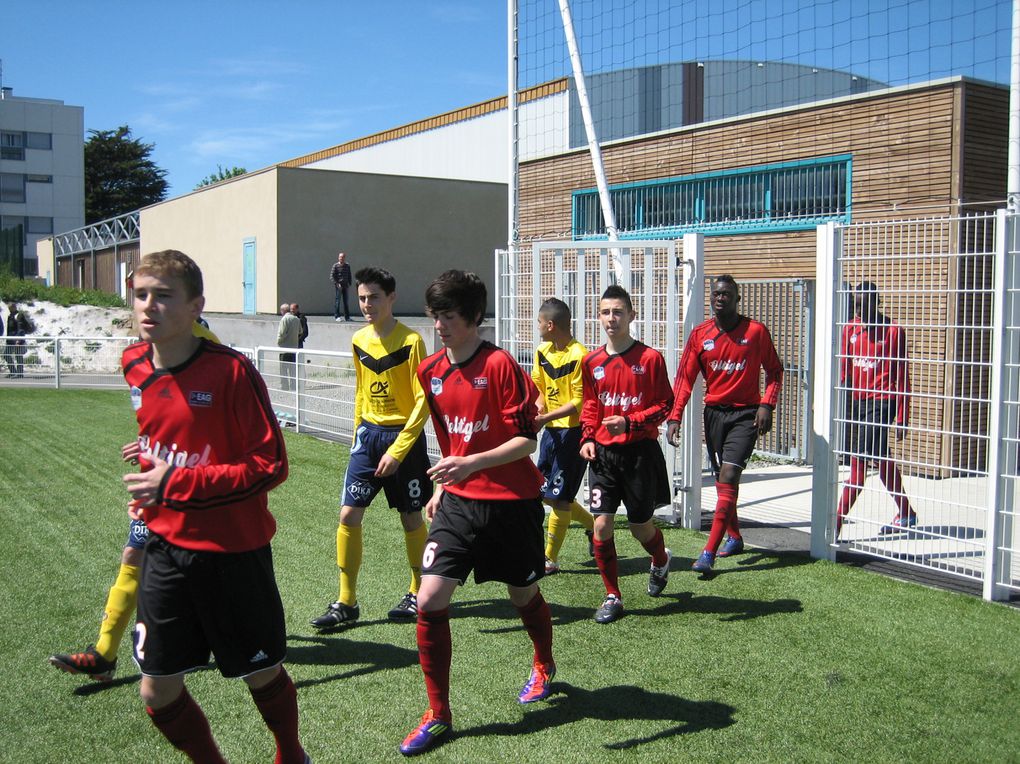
[
  {"x1": 703, "y1": 406, "x2": 758, "y2": 475},
  {"x1": 587, "y1": 439, "x2": 671, "y2": 524},
  {"x1": 342, "y1": 424, "x2": 432, "y2": 512},
  {"x1": 847, "y1": 398, "x2": 895, "y2": 460},
  {"x1": 537, "y1": 427, "x2": 586, "y2": 502},
  {"x1": 133, "y1": 535, "x2": 287, "y2": 679},
  {"x1": 422, "y1": 492, "x2": 545, "y2": 587}
]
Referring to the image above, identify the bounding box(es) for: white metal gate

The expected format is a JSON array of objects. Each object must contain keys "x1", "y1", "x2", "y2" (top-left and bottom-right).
[
  {"x1": 812, "y1": 212, "x2": 1020, "y2": 600},
  {"x1": 496, "y1": 239, "x2": 706, "y2": 526}
]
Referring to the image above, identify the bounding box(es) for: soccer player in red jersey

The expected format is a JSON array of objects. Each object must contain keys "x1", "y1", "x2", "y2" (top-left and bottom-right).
[
  {"x1": 836, "y1": 282, "x2": 916, "y2": 537},
  {"x1": 580, "y1": 285, "x2": 674, "y2": 625},
  {"x1": 49, "y1": 320, "x2": 221, "y2": 683},
  {"x1": 121, "y1": 251, "x2": 307, "y2": 764},
  {"x1": 667, "y1": 275, "x2": 783, "y2": 574},
  {"x1": 399, "y1": 270, "x2": 555, "y2": 756}
]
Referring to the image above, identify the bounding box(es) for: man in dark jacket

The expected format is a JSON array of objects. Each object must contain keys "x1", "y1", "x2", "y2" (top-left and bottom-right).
[
  {"x1": 5, "y1": 302, "x2": 29, "y2": 378},
  {"x1": 291, "y1": 303, "x2": 309, "y2": 348}
]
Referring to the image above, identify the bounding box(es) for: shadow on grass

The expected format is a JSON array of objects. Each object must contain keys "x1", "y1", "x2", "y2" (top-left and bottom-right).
[
  {"x1": 285, "y1": 633, "x2": 419, "y2": 688},
  {"x1": 458, "y1": 681, "x2": 735, "y2": 750},
  {"x1": 457, "y1": 586, "x2": 802, "y2": 630},
  {"x1": 71, "y1": 664, "x2": 218, "y2": 696},
  {"x1": 72, "y1": 672, "x2": 143, "y2": 695}
]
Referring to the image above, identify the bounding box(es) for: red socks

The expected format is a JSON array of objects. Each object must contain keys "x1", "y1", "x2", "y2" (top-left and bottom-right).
[
  {"x1": 706, "y1": 482, "x2": 738, "y2": 554},
  {"x1": 515, "y1": 592, "x2": 554, "y2": 666},
  {"x1": 639, "y1": 527, "x2": 670, "y2": 568},
  {"x1": 878, "y1": 459, "x2": 913, "y2": 517},
  {"x1": 593, "y1": 537, "x2": 621, "y2": 598},
  {"x1": 249, "y1": 668, "x2": 305, "y2": 764},
  {"x1": 147, "y1": 688, "x2": 226, "y2": 764},
  {"x1": 417, "y1": 608, "x2": 452, "y2": 721}
]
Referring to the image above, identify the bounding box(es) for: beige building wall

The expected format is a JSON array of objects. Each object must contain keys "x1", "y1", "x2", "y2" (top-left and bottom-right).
[
  {"x1": 139, "y1": 169, "x2": 279, "y2": 314},
  {"x1": 36, "y1": 237, "x2": 54, "y2": 283}
]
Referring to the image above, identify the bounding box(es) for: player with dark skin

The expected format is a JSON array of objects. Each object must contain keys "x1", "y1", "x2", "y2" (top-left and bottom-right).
[
  {"x1": 667, "y1": 279, "x2": 774, "y2": 460},
  {"x1": 667, "y1": 276, "x2": 783, "y2": 573}
]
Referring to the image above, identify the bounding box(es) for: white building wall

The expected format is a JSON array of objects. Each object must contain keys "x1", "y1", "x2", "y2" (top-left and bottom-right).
[
  {"x1": 299, "y1": 91, "x2": 568, "y2": 182},
  {"x1": 305, "y1": 112, "x2": 506, "y2": 182},
  {"x1": 519, "y1": 92, "x2": 569, "y2": 161},
  {"x1": 0, "y1": 92, "x2": 84, "y2": 276}
]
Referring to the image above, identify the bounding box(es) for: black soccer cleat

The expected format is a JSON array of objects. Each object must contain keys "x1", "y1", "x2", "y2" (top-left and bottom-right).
[
  {"x1": 594, "y1": 594, "x2": 624, "y2": 624},
  {"x1": 48, "y1": 645, "x2": 117, "y2": 682},
  {"x1": 388, "y1": 592, "x2": 418, "y2": 620},
  {"x1": 311, "y1": 601, "x2": 360, "y2": 631},
  {"x1": 647, "y1": 548, "x2": 672, "y2": 597}
]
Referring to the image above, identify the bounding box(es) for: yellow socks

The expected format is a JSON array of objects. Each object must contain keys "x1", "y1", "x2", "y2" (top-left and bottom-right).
[
  {"x1": 570, "y1": 501, "x2": 595, "y2": 531},
  {"x1": 96, "y1": 563, "x2": 140, "y2": 661},
  {"x1": 404, "y1": 524, "x2": 428, "y2": 595},
  {"x1": 336, "y1": 523, "x2": 363, "y2": 606},
  {"x1": 544, "y1": 506, "x2": 572, "y2": 562}
]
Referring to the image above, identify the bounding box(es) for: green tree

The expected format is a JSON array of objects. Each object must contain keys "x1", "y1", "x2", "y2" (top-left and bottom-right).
[
  {"x1": 84, "y1": 125, "x2": 169, "y2": 223},
  {"x1": 195, "y1": 165, "x2": 248, "y2": 189}
]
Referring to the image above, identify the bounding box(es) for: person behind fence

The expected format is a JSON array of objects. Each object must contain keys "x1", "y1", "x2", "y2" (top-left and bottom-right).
[
  {"x1": 400, "y1": 270, "x2": 556, "y2": 756},
  {"x1": 5, "y1": 301, "x2": 29, "y2": 378},
  {"x1": 835, "y1": 281, "x2": 916, "y2": 537},
  {"x1": 331, "y1": 251, "x2": 353, "y2": 322},
  {"x1": 666, "y1": 274, "x2": 783, "y2": 574},
  {"x1": 48, "y1": 322, "x2": 221, "y2": 685},
  {"x1": 531, "y1": 297, "x2": 595, "y2": 574},
  {"x1": 291, "y1": 303, "x2": 309, "y2": 348},
  {"x1": 310, "y1": 266, "x2": 432, "y2": 631},
  {"x1": 277, "y1": 302, "x2": 300, "y2": 391},
  {"x1": 120, "y1": 249, "x2": 306, "y2": 763},
  {"x1": 579, "y1": 285, "x2": 674, "y2": 625}
]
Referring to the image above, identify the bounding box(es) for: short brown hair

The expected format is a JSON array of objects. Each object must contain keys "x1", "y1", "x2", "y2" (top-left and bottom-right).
[
  {"x1": 135, "y1": 250, "x2": 204, "y2": 300},
  {"x1": 425, "y1": 270, "x2": 486, "y2": 327}
]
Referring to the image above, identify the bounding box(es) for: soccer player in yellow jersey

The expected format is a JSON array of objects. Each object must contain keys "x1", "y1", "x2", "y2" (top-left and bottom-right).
[
  {"x1": 532, "y1": 298, "x2": 595, "y2": 574},
  {"x1": 311, "y1": 266, "x2": 433, "y2": 629},
  {"x1": 49, "y1": 321, "x2": 222, "y2": 681}
]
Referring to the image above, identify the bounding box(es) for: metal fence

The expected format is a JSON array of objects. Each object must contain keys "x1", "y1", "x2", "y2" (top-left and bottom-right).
[
  {"x1": 710, "y1": 278, "x2": 814, "y2": 463},
  {"x1": 814, "y1": 211, "x2": 1019, "y2": 600},
  {"x1": 4, "y1": 339, "x2": 442, "y2": 461}
]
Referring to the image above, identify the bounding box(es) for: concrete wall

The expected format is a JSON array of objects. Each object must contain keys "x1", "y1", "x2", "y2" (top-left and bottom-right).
[
  {"x1": 139, "y1": 169, "x2": 279, "y2": 314},
  {"x1": 276, "y1": 167, "x2": 507, "y2": 316}
]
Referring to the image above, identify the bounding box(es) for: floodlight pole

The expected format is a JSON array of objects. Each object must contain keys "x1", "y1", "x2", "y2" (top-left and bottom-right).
[
  {"x1": 508, "y1": 0, "x2": 520, "y2": 249},
  {"x1": 557, "y1": 0, "x2": 621, "y2": 282},
  {"x1": 1009, "y1": 0, "x2": 1020, "y2": 212}
]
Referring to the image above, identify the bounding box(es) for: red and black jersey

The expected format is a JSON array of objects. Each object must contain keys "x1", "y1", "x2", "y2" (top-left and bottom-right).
[
  {"x1": 669, "y1": 316, "x2": 783, "y2": 421},
  {"x1": 122, "y1": 339, "x2": 288, "y2": 552},
  {"x1": 580, "y1": 341, "x2": 673, "y2": 446},
  {"x1": 840, "y1": 317, "x2": 910, "y2": 424},
  {"x1": 418, "y1": 341, "x2": 543, "y2": 501}
]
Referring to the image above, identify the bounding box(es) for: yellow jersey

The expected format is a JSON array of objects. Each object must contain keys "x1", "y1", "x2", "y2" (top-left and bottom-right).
[
  {"x1": 352, "y1": 321, "x2": 429, "y2": 462},
  {"x1": 532, "y1": 338, "x2": 587, "y2": 429},
  {"x1": 192, "y1": 321, "x2": 220, "y2": 343}
]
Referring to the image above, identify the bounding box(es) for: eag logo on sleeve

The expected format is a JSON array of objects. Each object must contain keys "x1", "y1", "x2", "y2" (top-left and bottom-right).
[
  {"x1": 188, "y1": 390, "x2": 214, "y2": 407},
  {"x1": 431, "y1": 377, "x2": 444, "y2": 396}
]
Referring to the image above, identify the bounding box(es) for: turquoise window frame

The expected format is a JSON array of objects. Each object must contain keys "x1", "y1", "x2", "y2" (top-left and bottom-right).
[{"x1": 571, "y1": 154, "x2": 853, "y2": 240}]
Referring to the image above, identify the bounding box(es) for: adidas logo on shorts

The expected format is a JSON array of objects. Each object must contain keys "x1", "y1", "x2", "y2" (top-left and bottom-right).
[{"x1": 249, "y1": 650, "x2": 269, "y2": 663}]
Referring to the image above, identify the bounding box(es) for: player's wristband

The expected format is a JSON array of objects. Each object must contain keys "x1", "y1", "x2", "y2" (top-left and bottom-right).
[{"x1": 758, "y1": 403, "x2": 775, "y2": 412}]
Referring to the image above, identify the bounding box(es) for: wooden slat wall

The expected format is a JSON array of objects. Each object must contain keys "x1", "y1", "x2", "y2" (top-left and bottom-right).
[{"x1": 518, "y1": 80, "x2": 1008, "y2": 474}]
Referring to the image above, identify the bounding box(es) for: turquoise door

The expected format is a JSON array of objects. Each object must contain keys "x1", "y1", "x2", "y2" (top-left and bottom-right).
[{"x1": 242, "y1": 239, "x2": 256, "y2": 315}]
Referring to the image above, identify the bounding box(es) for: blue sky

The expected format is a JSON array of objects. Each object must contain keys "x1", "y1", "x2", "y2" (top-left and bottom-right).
[
  {"x1": 2, "y1": 1, "x2": 1009, "y2": 196},
  {"x1": 1, "y1": 2, "x2": 508, "y2": 194}
]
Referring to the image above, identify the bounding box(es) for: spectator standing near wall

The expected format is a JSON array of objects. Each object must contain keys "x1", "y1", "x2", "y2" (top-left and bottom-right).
[
  {"x1": 5, "y1": 301, "x2": 29, "y2": 378},
  {"x1": 277, "y1": 303, "x2": 300, "y2": 392},
  {"x1": 331, "y1": 252, "x2": 353, "y2": 322},
  {"x1": 291, "y1": 303, "x2": 309, "y2": 348}
]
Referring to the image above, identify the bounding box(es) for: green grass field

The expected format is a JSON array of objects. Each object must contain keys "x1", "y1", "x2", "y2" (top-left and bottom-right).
[{"x1": 1, "y1": 388, "x2": 1018, "y2": 763}]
